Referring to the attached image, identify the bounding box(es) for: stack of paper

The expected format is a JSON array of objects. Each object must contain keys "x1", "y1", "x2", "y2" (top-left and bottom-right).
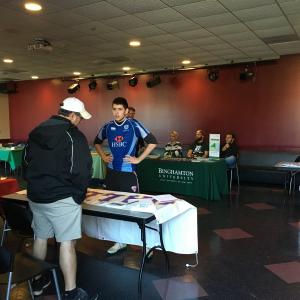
[{"x1": 153, "y1": 194, "x2": 178, "y2": 204}]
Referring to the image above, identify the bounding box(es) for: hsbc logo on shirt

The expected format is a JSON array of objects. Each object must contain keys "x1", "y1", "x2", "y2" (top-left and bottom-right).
[
  {"x1": 114, "y1": 136, "x2": 124, "y2": 142},
  {"x1": 112, "y1": 135, "x2": 127, "y2": 147}
]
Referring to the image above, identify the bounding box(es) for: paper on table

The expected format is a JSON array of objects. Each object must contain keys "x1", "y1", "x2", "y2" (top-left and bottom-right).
[
  {"x1": 153, "y1": 194, "x2": 178, "y2": 203},
  {"x1": 16, "y1": 189, "x2": 27, "y2": 195},
  {"x1": 0, "y1": 177, "x2": 7, "y2": 180}
]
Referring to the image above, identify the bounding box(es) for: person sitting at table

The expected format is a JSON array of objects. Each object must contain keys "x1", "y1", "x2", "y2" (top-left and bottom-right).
[
  {"x1": 220, "y1": 133, "x2": 238, "y2": 168},
  {"x1": 164, "y1": 130, "x2": 183, "y2": 158},
  {"x1": 187, "y1": 129, "x2": 208, "y2": 158}
]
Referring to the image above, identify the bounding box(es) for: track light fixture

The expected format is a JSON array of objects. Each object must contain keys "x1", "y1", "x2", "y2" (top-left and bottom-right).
[
  {"x1": 129, "y1": 76, "x2": 138, "y2": 87},
  {"x1": 68, "y1": 82, "x2": 80, "y2": 94},
  {"x1": 88, "y1": 78, "x2": 97, "y2": 90},
  {"x1": 240, "y1": 67, "x2": 255, "y2": 81},
  {"x1": 146, "y1": 74, "x2": 161, "y2": 88},
  {"x1": 208, "y1": 69, "x2": 219, "y2": 82},
  {"x1": 106, "y1": 80, "x2": 118, "y2": 90}
]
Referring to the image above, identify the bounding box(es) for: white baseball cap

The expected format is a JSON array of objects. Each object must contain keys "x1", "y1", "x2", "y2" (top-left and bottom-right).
[{"x1": 60, "y1": 97, "x2": 91, "y2": 119}]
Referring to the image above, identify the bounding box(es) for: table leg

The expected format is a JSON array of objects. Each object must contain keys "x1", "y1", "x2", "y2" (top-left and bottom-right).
[
  {"x1": 159, "y1": 224, "x2": 169, "y2": 271},
  {"x1": 138, "y1": 222, "x2": 146, "y2": 298}
]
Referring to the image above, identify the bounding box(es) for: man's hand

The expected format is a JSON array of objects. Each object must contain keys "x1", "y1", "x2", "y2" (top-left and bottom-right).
[
  {"x1": 222, "y1": 144, "x2": 229, "y2": 151},
  {"x1": 124, "y1": 155, "x2": 140, "y2": 164},
  {"x1": 102, "y1": 154, "x2": 113, "y2": 163}
]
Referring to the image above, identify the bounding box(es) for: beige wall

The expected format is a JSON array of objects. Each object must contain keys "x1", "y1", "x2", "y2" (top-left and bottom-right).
[{"x1": 0, "y1": 94, "x2": 10, "y2": 138}]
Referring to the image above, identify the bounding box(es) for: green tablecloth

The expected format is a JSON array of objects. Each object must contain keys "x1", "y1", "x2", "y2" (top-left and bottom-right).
[
  {"x1": 0, "y1": 148, "x2": 23, "y2": 171},
  {"x1": 91, "y1": 152, "x2": 106, "y2": 179},
  {"x1": 137, "y1": 158, "x2": 228, "y2": 201}
]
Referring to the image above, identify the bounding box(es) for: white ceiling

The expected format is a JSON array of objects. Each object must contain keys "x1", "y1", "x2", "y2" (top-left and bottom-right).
[{"x1": 0, "y1": 0, "x2": 299, "y2": 81}]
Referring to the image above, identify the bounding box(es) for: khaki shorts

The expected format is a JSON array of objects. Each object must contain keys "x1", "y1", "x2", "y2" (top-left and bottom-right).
[{"x1": 29, "y1": 197, "x2": 82, "y2": 243}]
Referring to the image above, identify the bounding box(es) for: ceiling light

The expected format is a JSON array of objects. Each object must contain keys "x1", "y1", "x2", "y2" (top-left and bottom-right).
[
  {"x1": 129, "y1": 40, "x2": 141, "y2": 47},
  {"x1": 24, "y1": 2, "x2": 42, "y2": 11},
  {"x1": 146, "y1": 75, "x2": 161, "y2": 88},
  {"x1": 68, "y1": 82, "x2": 80, "y2": 94},
  {"x1": 129, "y1": 76, "x2": 138, "y2": 87},
  {"x1": 73, "y1": 71, "x2": 81, "y2": 76},
  {"x1": 3, "y1": 58, "x2": 13, "y2": 64},
  {"x1": 122, "y1": 66, "x2": 131, "y2": 71},
  {"x1": 182, "y1": 60, "x2": 191, "y2": 65},
  {"x1": 31, "y1": 75, "x2": 39, "y2": 79}
]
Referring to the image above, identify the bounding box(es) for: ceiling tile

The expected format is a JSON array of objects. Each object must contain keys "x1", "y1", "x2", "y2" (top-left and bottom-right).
[
  {"x1": 160, "y1": 0, "x2": 200, "y2": 6},
  {"x1": 174, "y1": 1, "x2": 227, "y2": 18},
  {"x1": 246, "y1": 16, "x2": 291, "y2": 30},
  {"x1": 102, "y1": 15, "x2": 149, "y2": 30},
  {"x1": 106, "y1": 0, "x2": 167, "y2": 14},
  {"x1": 162, "y1": 40, "x2": 194, "y2": 50},
  {"x1": 193, "y1": 13, "x2": 239, "y2": 28},
  {"x1": 156, "y1": 20, "x2": 200, "y2": 33},
  {"x1": 270, "y1": 40, "x2": 300, "y2": 55},
  {"x1": 222, "y1": 31, "x2": 258, "y2": 42},
  {"x1": 207, "y1": 23, "x2": 249, "y2": 35},
  {"x1": 279, "y1": 0, "x2": 300, "y2": 14},
  {"x1": 191, "y1": 36, "x2": 224, "y2": 46},
  {"x1": 126, "y1": 25, "x2": 165, "y2": 37},
  {"x1": 135, "y1": 8, "x2": 185, "y2": 24},
  {"x1": 144, "y1": 34, "x2": 182, "y2": 44},
  {"x1": 48, "y1": 0, "x2": 100, "y2": 9},
  {"x1": 174, "y1": 29, "x2": 212, "y2": 40},
  {"x1": 287, "y1": 13, "x2": 300, "y2": 26},
  {"x1": 72, "y1": 2, "x2": 127, "y2": 21},
  {"x1": 255, "y1": 26, "x2": 295, "y2": 38},
  {"x1": 39, "y1": 11, "x2": 91, "y2": 27},
  {"x1": 235, "y1": 4, "x2": 283, "y2": 22},
  {"x1": 219, "y1": 0, "x2": 275, "y2": 11},
  {"x1": 70, "y1": 21, "x2": 118, "y2": 35}
]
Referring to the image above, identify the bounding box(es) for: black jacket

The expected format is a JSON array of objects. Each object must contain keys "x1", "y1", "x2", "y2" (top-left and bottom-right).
[{"x1": 24, "y1": 115, "x2": 92, "y2": 204}]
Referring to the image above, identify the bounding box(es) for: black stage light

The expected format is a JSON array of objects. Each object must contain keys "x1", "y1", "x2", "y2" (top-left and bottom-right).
[
  {"x1": 240, "y1": 68, "x2": 254, "y2": 81},
  {"x1": 107, "y1": 80, "x2": 118, "y2": 90},
  {"x1": 129, "y1": 76, "x2": 138, "y2": 87},
  {"x1": 0, "y1": 82, "x2": 17, "y2": 94},
  {"x1": 68, "y1": 82, "x2": 80, "y2": 94},
  {"x1": 88, "y1": 79, "x2": 97, "y2": 90},
  {"x1": 208, "y1": 70, "x2": 219, "y2": 82},
  {"x1": 146, "y1": 75, "x2": 161, "y2": 88}
]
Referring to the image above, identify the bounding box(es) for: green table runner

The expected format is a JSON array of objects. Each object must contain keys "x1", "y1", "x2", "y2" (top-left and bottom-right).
[{"x1": 0, "y1": 148, "x2": 23, "y2": 171}]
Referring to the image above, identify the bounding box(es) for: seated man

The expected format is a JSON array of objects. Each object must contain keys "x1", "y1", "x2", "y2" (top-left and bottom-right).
[
  {"x1": 220, "y1": 133, "x2": 238, "y2": 168},
  {"x1": 187, "y1": 129, "x2": 208, "y2": 158},
  {"x1": 164, "y1": 130, "x2": 183, "y2": 158}
]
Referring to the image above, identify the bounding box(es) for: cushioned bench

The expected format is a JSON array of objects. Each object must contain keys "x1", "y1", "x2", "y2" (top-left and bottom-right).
[{"x1": 238, "y1": 150, "x2": 299, "y2": 185}]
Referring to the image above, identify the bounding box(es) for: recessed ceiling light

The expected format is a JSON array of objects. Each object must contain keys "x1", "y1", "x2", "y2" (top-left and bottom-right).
[
  {"x1": 122, "y1": 66, "x2": 131, "y2": 71},
  {"x1": 3, "y1": 58, "x2": 13, "y2": 63},
  {"x1": 182, "y1": 60, "x2": 191, "y2": 65},
  {"x1": 24, "y1": 2, "x2": 42, "y2": 11},
  {"x1": 129, "y1": 40, "x2": 141, "y2": 47},
  {"x1": 73, "y1": 71, "x2": 81, "y2": 76},
  {"x1": 31, "y1": 75, "x2": 39, "y2": 79}
]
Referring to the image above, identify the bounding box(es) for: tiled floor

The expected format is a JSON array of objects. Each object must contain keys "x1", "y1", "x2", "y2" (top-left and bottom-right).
[{"x1": 2, "y1": 182, "x2": 300, "y2": 299}]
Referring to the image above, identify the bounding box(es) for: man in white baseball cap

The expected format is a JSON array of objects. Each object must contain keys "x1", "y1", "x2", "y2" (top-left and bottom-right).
[{"x1": 24, "y1": 98, "x2": 99, "y2": 299}]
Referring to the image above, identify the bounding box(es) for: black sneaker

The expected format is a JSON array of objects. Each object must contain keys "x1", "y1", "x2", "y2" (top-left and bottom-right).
[
  {"x1": 65, "y1": 288, "x2": 99, "y2": 300},
  {"x1": 31, "y1": 274, "x2": 51, "y2": 296}
]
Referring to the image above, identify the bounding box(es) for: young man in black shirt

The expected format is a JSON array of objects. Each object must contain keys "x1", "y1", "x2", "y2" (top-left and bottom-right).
[{"x1": 220, "y1": 133, "x2": 238, "y2": 168}]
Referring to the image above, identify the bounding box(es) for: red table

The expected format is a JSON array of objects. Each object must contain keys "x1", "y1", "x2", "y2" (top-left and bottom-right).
[
  {"x1": 0, "y1": 178, "x2": 20, "y2": 218},
  {"x1": 0, "y1": 178, "x2": 19, "y2": 197}
]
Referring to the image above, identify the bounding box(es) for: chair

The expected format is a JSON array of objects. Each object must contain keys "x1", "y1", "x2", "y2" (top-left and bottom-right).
[
  {"x1": 0, "y1": 246, "x2": 62, "y2": 300},
  {"x1": 229, "y1": 163, "x2": 240, "y2": 192},
  {"x1": 0, "y1": 201, "x2": 34, "y2": 249}
]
